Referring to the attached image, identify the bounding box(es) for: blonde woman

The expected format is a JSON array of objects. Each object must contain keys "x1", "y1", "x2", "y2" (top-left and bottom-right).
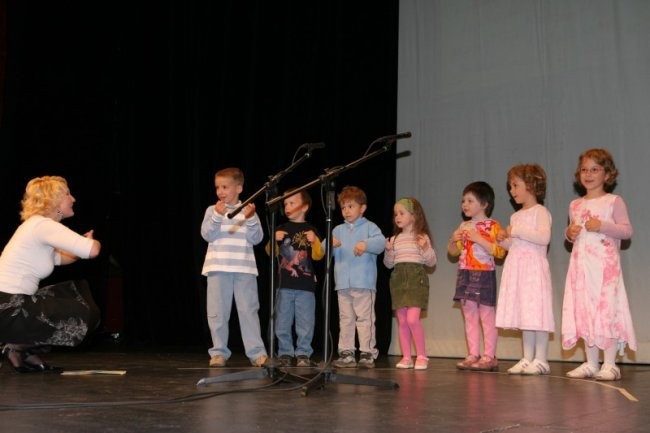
[{"x1": 0, "y1": 176, "x2": 101, "y2": 373}]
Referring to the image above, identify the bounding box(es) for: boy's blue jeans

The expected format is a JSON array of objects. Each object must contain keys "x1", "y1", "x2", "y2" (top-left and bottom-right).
[
  {"x1": 275, "y1": 288, "x2": 315, "y2": 358},
  {"x1": 206, "y1": 272, "x2": 267, "y2": 361}
]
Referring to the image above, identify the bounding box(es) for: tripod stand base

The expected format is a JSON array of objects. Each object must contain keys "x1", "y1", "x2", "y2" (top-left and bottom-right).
[
  {"x1": 197, "y1": 368, "x2": 269, "y2": 386},
  {"x1": 196, "y1": 359, "x2": 311, "y2": 387},
  {"x1": 300, "y1": 364, "x2": 399, "y2": 396},
  {"x1": 196, "y1": 360, "x2": 400, "y2": 397}
]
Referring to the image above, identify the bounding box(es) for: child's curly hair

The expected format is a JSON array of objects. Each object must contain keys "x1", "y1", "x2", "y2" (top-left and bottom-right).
[
  {"x1": 507, "y1": 163, "x2": 547, "y2": 204},
  {"x1": 337, "y1": 186, "x2": 367, "y2": 206},
  {"x1": 574, "y1": 148, "x2": 618, "y2": 193}
]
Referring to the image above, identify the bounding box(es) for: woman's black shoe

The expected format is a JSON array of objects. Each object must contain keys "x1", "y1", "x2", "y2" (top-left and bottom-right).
[
  {"x1": 0, "y1": 345, "x2": 35, "y2": 373},
  {"x1": 12, "y1": 363, "x2": 42, "y2": 374},
  {"x1": 1, "y1": 346, "x2": 62, "y2": 374},
  {"x1": 25, "y1": 361, "x2": 63, "y2": 373},
  {"x1": 23, "y1": 350, "x2": 63, "y2": 374}
]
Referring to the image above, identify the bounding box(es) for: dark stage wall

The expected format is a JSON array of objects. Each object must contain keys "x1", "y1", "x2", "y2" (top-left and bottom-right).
[
  {"x1": 0, "y1": 2, "x2": 400, "y2": 355},
  {"x1": 0, "y1": 0, "x2": 5, "y2": 122}
]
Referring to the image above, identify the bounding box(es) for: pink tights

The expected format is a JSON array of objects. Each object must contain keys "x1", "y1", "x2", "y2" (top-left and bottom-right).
[
  {"x1": 396, "y1": 307, "x2": 426, "y2": 358},
  {"x1": 461, "y1": 301, "x2": 497, "y2": 358}
]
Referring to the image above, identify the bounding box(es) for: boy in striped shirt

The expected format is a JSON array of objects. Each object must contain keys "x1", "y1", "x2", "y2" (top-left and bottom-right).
[{"x1": 201, "y1": 167, "x2": 268, "y2": 368}]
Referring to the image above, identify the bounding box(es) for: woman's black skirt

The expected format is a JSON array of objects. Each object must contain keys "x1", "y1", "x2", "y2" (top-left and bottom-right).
[{"x1": 0, "y1": 280, "x2": 100, "y2": 346}]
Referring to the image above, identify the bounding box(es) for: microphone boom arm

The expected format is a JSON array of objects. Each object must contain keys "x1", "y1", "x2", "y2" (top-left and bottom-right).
[
  {"x1": 266, "y1": 139, "x2": 395, "y2": 208},
  {"x1": 228, "y1": 152, "x2": 311, "y2": 219}
]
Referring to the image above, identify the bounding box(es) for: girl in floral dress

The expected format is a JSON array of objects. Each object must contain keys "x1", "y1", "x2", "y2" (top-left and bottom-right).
[
  {"x1": 496, "y1": 164, "x2": 555, "y2": 375},
  {"x1": 562, "y1": 148, "x2": 636, "y2": 381}
]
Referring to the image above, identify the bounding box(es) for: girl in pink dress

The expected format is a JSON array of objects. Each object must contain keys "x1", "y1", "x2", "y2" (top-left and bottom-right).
[
  {"x1": 562, "y1": 148, "x2": 636, "y2": 381},
  {"x1": 496, "y1": 164, "x2": 555, "y2": 375}
]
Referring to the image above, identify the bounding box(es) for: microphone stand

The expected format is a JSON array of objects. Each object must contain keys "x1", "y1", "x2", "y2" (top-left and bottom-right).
[
  {"x1": 266, "y1": 138, "x2": 405, "y2": 396},
  {"x1": 196, "y1": 147, "x2": 316, "y2": 387}
]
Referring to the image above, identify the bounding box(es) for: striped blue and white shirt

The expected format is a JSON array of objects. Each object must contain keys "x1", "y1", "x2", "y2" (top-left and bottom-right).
[{"x1": 200, "y1": 202, "x2": 264, "y2": 276}]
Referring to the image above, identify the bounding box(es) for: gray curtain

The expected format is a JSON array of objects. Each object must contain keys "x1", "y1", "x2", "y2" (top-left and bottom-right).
[{"x1": 396, "y1": 0, "x2": 650, "y2": 363}]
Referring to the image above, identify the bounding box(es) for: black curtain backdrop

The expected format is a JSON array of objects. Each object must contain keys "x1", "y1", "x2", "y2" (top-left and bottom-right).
[
  {"x1": 0, "y1": 0, "x2": 5, "y2": 123},
  {"x1": 0, "y1": 2, "x2": 399, "y2": 356}
]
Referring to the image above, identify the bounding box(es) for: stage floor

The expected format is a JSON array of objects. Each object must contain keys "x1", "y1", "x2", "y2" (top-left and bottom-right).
[{"x1": 0, "y1": 346, "x2": 648, "y2": 433}]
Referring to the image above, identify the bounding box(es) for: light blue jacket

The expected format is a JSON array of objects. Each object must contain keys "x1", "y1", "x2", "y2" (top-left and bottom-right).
[{"x1": 332, "y1": 217, "x2": 385, "y2": 291}]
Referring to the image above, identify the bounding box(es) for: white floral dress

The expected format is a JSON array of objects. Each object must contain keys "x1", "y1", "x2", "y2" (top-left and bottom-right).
[
  {"x1": 561, "y1": 193, "x2": 637, "y2": 352},
  {"x1": 496, "y1": 204, "x2": 554, "y2": 332}
]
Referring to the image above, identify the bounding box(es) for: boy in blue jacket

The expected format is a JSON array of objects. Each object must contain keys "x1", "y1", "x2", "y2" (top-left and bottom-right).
[{"x1": 331, "y1": 186, "x2": 385, "y2": 368}]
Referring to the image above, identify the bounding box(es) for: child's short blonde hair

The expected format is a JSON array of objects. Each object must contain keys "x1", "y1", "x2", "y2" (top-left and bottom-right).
[{"x1": 215, "y1": 167, "x2": 244, "y2": 185}]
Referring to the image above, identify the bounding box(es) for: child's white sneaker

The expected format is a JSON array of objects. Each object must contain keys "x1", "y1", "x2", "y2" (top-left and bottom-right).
[
  {"x1": 507, "y1": 358, "x2": 530, "y2": 375},
  {"x1": 566, "y1": 362, "x2": 599, "y2": 378},
  {"x1": 521, "y1": 359, "x2": 550, "y2": 375},
  {"x1": 595, "y1": 363, "x2": 621, "y2": 381}
]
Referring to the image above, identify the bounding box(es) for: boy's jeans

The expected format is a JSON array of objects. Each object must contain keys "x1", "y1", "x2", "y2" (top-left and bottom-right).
[
  {"x1": 275, "y1": 288, "x2": 315, "y2": 358},
  {"x1": 207, "y1": 272, "x2": 267, "y2": 361}
]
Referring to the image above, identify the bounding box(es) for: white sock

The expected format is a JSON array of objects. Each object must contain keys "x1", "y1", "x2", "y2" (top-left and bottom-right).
[
  {"x1": 603, "y1": 343, "x2": 618, "y2": 366},
  {"x1": 522, "y1": 330, "x2": 535, "y2": 361},
  {"x1": 534, "y1": 331, "x2": 549, "y2": 363},
  {"x1": 585, "y1": 344, "x2": 600, "y2": 368}
]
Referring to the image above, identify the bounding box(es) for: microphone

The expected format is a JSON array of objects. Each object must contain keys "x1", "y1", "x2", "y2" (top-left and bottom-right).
[
  {"x1": 300, "y1": 142, "x2": 326, "y2": 151},
  {"x1": 379, "y1": 132, "x2": 412, "y2": 143},
  {"x1": 395, "y1": 150, "x2": 411, "y2": 159}
]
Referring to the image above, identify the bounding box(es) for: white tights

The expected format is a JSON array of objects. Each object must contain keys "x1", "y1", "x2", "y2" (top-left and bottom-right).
[
  {"x1": 585, "y1": 341, "x2": 618, "y2": 366},
  {"x1": 522, "y1": 330, "x2": 549, "y2": 363}
]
